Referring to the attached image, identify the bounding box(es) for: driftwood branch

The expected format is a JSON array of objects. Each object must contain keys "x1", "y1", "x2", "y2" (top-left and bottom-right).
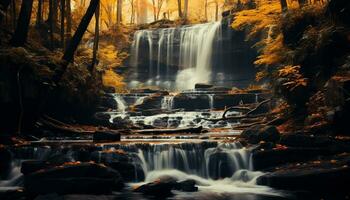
[
  {"x1": 37, "y1": 116, "x2": 95, "y2": 134},
  {"x1": 202, "y1": 99, "x2": 272, "y2": 123}
]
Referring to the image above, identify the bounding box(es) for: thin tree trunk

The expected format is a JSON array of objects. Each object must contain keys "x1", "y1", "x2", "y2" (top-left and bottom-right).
[
  {"x1": 152, "y1": 0, "x2": 156, "y2": 21},
  {"x1": 60, "y1": 0, "x2": 65, "y2": 48},
  {"x1": 50, "y1": 0, "x2": 58, "y2": 30},
  {"x1": 183, "y1": 0, "x2": 188, "y2": 19},
  {"x1": 66, "y1": 0, "x2": 72, "y2": 49},
  {"x1": 62, "y1": 0, "x2": 99, "y2": 64},
  {"x1": 177, "y1": 0, "x2": 182, "y2": 18},
  {"x1": 205, "y1": 0, "x2": 208, "y2": 21},
  {"x1": 280, "y1": 0, "x2": 288, "y2": 11},
  {"x1": 0, "y1": 0, "x2": 11, "y2": 24},
  {"x1": 49, "y1": 0, "x2": 54, "y2": 50},
  {"x1": 91, "y1": 0, "x2": 100, "y2": 72},
  {"x1": 11, "y1": 0, "x2": 16, "y2": 30},
  {"x1": 215, "y1": 2, "x2": 218, "y2": 21},
  {"x1": 36, "y1": 0, "x2": 43, "y2": 26},
  {"x1": 116, "y1": 0, "x2": 122, "y2": 25},
  {"x1": 130, "y1": 0, "x2": 134, "y2": 24},
  {"x1": 11, "y1": 0, "x2": 34, "y2": 47}
]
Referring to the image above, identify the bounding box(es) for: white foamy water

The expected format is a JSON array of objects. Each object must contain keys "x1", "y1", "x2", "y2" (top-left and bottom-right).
[
  {"x1": 109, "y1": 111, "x2": 236, "y2": 129},
  {"x1": 112, "y1": 94, "x2": 127, "y2": 113},
  {"x1": 130, "y1": 22, "x2": 221, "y2": 90}
]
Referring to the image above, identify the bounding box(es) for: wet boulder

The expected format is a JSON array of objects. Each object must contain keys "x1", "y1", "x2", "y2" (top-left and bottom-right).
[
  {"x1": 24, "y1": 163, "x2": 124, "y2": 195},
  {"x1": 0, "y1": 147, "x2": 12, "y2": 179},
  {"x1": 133, "y1": 179, "x2": 175, "y2": 197},
  {"x1": 241, "y1": 125, "x2": 280, "y2": 144},
  {"x1": 173, "y1": 94, "x2": 210, "y2": 110},
  {"x1": 93, "y1": 112, "x2": 111, "y2": 126},
  {"x1": 21, "y1": 160, "x2": 51, "y2": 175},
  {"x1": 90, "y1": 150, "x2": 144, "y2": 182},
  {"x1": 280, "y1": 134, "x2": 333, "y2": 148},
  {"x1": 108, "y1": 161, "x2": 145, "y2": 182},
  {"x1": 98, "y1": 96, "x2": 117, "y2": 109},
  {"x1": 257, "y1": 157, "x2": 350, "y2": 196},
  {"x1": 133, "y1": 94, "x2": 164, "y2": 111},
  {"x1": 174, "y1": 179, "x2": 198, "y2": 192},
  {"x1": 112, "y1": 117, "x2": 134, "y2": 129},
  {"x1": 252, "y1": 147, "x2": 323, "y2": 170},
  {"x1": 195, "y1": 83, "x2": 214, "y2": 90},
  {"x1": 93, "y1": 130, "x2": 121, "y2": 142}
]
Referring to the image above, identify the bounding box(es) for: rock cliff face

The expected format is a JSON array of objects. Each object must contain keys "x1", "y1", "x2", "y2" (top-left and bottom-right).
[{"x1": 124, "y1": 19, "x2": 257, "y2": 90}]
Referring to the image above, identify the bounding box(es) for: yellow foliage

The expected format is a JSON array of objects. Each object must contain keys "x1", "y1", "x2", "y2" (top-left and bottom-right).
[
  {"x1": 102, "y1": 69, "x2": 127, "y2": 92},
  {"x1": 278, "y1": 65, "x2": 308, "y2": 91},
  {"x1": 232, "y1": 0, "x2": 281, "y2": 38}
]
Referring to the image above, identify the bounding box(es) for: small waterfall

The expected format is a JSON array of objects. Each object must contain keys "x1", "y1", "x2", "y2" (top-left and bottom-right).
[
  {"x1": 208, "y1": 94, "x2": 214, "y2": 110},
  {"x1": 113, "y1": 94, "x2": 127, "y2": 112},
  {"x1": 134, "y1": 96, "x2": 147, "y2": 106},
  {"x1": 103, "y1": 142, "x2": 252, "y2": 180},
  {"x1": 130, "y1": 22, "x2": 222, "y2": 90},
  {"x1": 161, "y1": 96, "x2": 174, "y2": 110}
]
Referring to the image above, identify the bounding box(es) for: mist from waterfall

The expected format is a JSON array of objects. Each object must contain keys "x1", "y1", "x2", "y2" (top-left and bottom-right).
[{"x1": 130, "y1": 22, "x2": 222, "y2": 90}]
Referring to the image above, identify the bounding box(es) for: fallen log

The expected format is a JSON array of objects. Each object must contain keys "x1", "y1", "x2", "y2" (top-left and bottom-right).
[
  {"x1": 133, "y1": 126, "x2": 203, "y2": 135},
  {"x1": 201, "y1": 99, "x2": 273, "y2": 123}
]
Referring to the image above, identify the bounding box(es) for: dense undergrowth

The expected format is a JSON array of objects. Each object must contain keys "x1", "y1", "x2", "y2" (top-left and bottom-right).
[{"x1": 232, "y1": 0, "x2": 350, "y2": 134}]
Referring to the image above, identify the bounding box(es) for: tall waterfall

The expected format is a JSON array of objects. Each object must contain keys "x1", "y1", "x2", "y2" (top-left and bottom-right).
[{"x1": 130, "y1": 22, "x2": 222, "y2": 90}]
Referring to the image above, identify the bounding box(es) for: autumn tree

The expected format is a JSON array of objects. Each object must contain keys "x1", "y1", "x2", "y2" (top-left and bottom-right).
[
  {"x1": 62, "y1": 0, "x2": 99, "y2": 64},
  {"x1": 66, "y1": 0, "x2": 72, "y2": 48},
  {"x1": 11, "y1": 0, "x2": 34, "y2": 47},
  {"x1": 91, "y1": 0, "x2": 100, "y2": 71},
  {"x1": 60, "y1": 0, "x2": 66, "y2": 48}
]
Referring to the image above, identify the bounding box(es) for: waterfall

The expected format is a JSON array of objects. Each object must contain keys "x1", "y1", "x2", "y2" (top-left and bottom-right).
[
  {"x1": 102, "y1": 142, "x2": 252, "y2": 180},
  {"x1": 134, "y1": 96, "x2": 147, "y2": 106},
  {"x1": 161, "y1": 95, "x2": 174, "y2": 110},
  {"x1": 113, "y1": 94, "x2": 127, "y2": 112},
  {"x1": 208, "y1": 94, "x2": 214, "y2": 110},
  {"x1": 130, "y1": 22, "x2": 222, "y2": 90}
]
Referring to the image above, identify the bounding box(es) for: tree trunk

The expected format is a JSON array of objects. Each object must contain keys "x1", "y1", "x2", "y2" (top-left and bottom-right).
[
  {"x1": 152, "y1": 0, "x2": 156, "y2": 21},
  {"x1": 62, "y1": 0, "x2": 99, "y2": 64},
  {"x1": 298, "y1": 0, "x2": 307, "y2": 7},
  {"x1": 205, "y1": 0, "x2": 208, "y2": 21},
  {"x1": 10, "y1": 0, "x2": 34, "y2": 47},
  {"x1": 49, "y1": 0, "x2": 54, "y2": 50},
  {"x1": 130, "y1": 0, "x2": 134, "y2": 24},
  {"x1": 66, "y1": 0, "x2": 72, "y2": 49},
  {"x1": 116, "y1": 0, "x2": 122, "y2": 25},
  {"x1": 280, "y1": 0, "x2": 288, "y2": 11},
  {"x1": 183, "y1": 0, "x2": 188, "y2": 19},
  {"x1": 215, "y1": 2, "x2": 218, "y2": 21},
  {"x1": 36, "y1": 0, "x2": 43, "y2": 26},
  {"x1": 0, "y1": 0, "x2": 11, "y2": 24},
  {"x1": 49, "y1": 0, "x2": 58, "y2": 30},
  {"x1": 11, "y1": 0, "x2": 16, "y2": 30},
  {"x1": 177, "y1": 0, "x2": 182, "y2": 18},
  {"x1": 60, "y1": 0, "x2": 65, "y2": 49},
  {"x1": 91, "y1": 0, "x2": 99, "y2": 72}
]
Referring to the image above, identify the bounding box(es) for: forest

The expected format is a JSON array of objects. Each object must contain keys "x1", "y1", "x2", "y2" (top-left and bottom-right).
[{"x1": 0, "y1": 0, "x2": 350, "y2": 200}]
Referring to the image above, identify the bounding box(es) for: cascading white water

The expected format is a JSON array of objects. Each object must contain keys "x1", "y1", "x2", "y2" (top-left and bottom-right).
[
  {"x1": 112, "y1": 142, "x2": 285, "y2": 197},
  {"x1": 176, "y1": 22, "x2": 221, "y2": 90},
  {"x1": 161, "y1": 95, "x2": 174, "y2": 110},
  {"x1": 113, "y1": 94, "x2": 127, "y2": 113},
  {"x1": 208, "y1": 94, "x2": 214, "y2": 110},
  {"x1": 130, "y1": 22, "x2": 221, "y2": 90}
]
